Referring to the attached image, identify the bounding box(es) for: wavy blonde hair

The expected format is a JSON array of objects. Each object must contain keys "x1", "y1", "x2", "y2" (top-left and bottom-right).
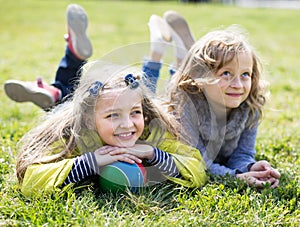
[
  {"x1": 167, "y1": 25, "x2": 267, "y2": 127},
  {"x1": 16, "y1": 61, "x2": 180, "y2": 182}
]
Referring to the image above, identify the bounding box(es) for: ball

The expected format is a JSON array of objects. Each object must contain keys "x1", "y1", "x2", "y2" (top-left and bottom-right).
[{"x1": 98, "y1": 161, "x2": 147, "y2": 193}]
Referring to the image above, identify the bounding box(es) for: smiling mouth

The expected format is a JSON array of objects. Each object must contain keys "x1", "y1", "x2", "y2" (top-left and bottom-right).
[
  {"x1": 114, "y1": 132, "x2": 135, "y2": 137},
  {"x1": 226, "y1": 93, "x2": 243, "y2": 97}
]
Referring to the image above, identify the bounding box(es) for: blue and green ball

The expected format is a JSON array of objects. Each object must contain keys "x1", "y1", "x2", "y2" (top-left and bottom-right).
[{"x1": 98, "y1": 161, "x2": 147, "y2": 193}]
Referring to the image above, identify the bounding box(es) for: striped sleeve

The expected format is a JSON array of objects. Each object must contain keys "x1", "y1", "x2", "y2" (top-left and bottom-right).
[
  {"x1": 61, "y1": 152, "x2": 99, "y2": 187},
  {"x1": 146, "y1": 147, "x2": 181, "y2": 178}
]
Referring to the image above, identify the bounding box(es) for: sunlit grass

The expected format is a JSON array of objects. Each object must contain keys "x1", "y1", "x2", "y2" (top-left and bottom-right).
[{"x1": 0, "y1": 0, "x2": 299, "y2": 225}]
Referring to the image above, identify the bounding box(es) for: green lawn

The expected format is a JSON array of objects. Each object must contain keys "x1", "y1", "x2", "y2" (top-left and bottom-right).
[{"x1": 0, "y1": 0, "x2": 299, "y2": 226}]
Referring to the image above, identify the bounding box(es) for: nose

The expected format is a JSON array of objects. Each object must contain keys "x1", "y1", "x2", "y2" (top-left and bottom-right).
[
  {"x1": 120, "y1": 116, "x2": 134, "y2": 128},
  {"x1": 230, "y1": 76, "x2": 243, "y2": 88}
]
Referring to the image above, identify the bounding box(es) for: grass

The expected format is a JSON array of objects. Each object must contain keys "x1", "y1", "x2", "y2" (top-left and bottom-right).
[{"x1": 0, "y1": 0, "x2": 299, "y2": 226}]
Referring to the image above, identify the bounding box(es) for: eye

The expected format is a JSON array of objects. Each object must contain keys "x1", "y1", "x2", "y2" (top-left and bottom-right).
[
  {"x1": 106, "y1": 113, "x2": 119, "y2": 119},
  {"x1": 221, "y1": 71, "x2": 231, "y2": 78},
  {"x1": 131, "y1": 110, "x2": 142, "y2": 116},
  {"x1": 241, "y1": 72, "x2": 251, "y2": 79}
]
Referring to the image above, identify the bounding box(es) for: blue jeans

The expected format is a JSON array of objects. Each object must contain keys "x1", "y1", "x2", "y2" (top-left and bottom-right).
[
  {"x1": 52, "y1": 47, "x2": 86, "y2": 99},
  {"x1": 142, "y1": 59, "x2": 175, "y2": 93},
  {"x1": 142, "y1": 59, "x2": 161, "y2": 93}
]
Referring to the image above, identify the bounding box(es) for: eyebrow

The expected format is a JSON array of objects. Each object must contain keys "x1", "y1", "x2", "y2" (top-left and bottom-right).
[
  {"x1": 219, "y1": 67, "x2": 252, "y2": 73},
  {"x1": 102, "y1": 103, "x2": 142, "y2": 114}
]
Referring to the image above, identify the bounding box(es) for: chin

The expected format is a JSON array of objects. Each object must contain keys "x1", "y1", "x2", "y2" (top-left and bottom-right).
[
  {"x1": 116, "y1": 141, "x2": 136, "y2": 148},
  {"x1": 228, "y1": 105, "x2": 240, "y2": 109},
  {"x1": 226, "y1": 102, "x2": 243, "y2": 109}
]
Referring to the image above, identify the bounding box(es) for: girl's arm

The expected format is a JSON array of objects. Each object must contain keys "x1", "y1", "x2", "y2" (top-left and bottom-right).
[
  {"x1": 21, "y1": 146, "x2": 155, "y2": 197},
  {"x1": 21, "y1": 158, "x2": 75, "y2": 196},
  {"x1": 20, "y1": 153, "x2": 98, "y2": 197},
  {"x1": 226, "y1": 126, "x2": 257, "y2": 173},
  {"x1": 144, "y1": 146, "x2": 181, "y2": 178},
  {"x1": 201, "y1": 126, "x2": 281, "y2": 188},
  {"x1": 202, "y1": 126, "x2": 257, "y2": 176},
  {"x1": 61, "y1": 153, "x2": 99, "y2": 187},
  {"x1": 156, "y1": 135, "x2": 207, "y2": 188},
  {"x1": 63, "y1": 147, "x2": 144, "y2": 186},
  {"x1": 96, "y1": 145, "x2": 180, "y2": 178}
]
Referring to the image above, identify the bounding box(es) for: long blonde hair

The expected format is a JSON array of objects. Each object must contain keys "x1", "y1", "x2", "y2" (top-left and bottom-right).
[
  {"x1": 16, "y1": 61, "x2": 179, "y2": 182},
  {"x1": 167, "y1": 25, "x2": 267, "y2": 126}
]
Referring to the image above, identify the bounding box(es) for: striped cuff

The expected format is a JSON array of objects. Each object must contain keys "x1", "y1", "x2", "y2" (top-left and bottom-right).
[
  {"x1": 146, "y1": 147, "x2": 180, "y2": 178},
  {"x1": 62, "y1": 152, "x2": 99, "y2": 186}
]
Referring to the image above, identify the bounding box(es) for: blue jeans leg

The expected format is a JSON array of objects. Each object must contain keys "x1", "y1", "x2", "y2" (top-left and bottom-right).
[
  {"x1": 52, "y1": 46, "x2": 86, "y2": 99},
  {"x1": 142, "y1": 59, "x2": 162, "y2": 93}
]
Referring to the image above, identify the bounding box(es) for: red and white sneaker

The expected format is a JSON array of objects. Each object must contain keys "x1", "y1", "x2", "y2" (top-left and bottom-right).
[
  {"x1": 66, "y1": 4, "x2": 92, "y2": 60},
  {"x1": 4, "y1": 78, "x2": 61, "y2": 110}
]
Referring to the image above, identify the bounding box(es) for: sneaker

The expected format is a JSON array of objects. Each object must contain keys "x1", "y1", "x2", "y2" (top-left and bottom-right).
[
  {"x1": 148, "y1": 15, "x2": 172, "y2": 55},
  {"x1": 163, "y1": 10, "x2": 195, "y2": 51},
  {"x1": 66, "y1": 4, "x2": 92, "y2": 60},
  {"x1": 4, "y1": 78, "x2": 61, "y2": 110}
]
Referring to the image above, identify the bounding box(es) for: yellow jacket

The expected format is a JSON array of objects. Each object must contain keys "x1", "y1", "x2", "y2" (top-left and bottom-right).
[{"x1": 21, "y1": 131, "x2": 207, "y2": 197}]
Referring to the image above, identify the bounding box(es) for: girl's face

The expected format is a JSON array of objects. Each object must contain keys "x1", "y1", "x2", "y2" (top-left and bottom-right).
[
  {"x1": 203, "y1": 52, "x2": 252, "y2": 113},
  {"x1": 94, "y1": 88, "x2": 144, "y2": 148}
]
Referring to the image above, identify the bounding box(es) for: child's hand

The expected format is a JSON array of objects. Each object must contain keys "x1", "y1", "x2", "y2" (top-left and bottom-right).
[
  {"x1": 236, "y1": 169, "x2": 279, "y2": 188},
  {"x1": 250, "y1": 160, "x2": 281, "y2": 178},
  {"x1": 249, "y1": 160, "x2": 281, "y2": 187},
  {"x1": 123, "y1": 144, "x2": 155, "y2": 160},
  {"x1": 94, "y1": 146, "x2": 142, "y2": 166},
  {"x1": 96, "y1": 144, "x2": 154, "y2": 160}
]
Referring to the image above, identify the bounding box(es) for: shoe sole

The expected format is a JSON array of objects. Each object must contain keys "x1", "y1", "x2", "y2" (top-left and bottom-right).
[
  {"x1": 4, "y1": 80, "x2": 54, "y2": 109},
  {"x1": 67, "y1": 4, "x2": 92, "y2": 59},
  {"x1": 163, "y1": 11, "x2": 195, "y2": 50}
]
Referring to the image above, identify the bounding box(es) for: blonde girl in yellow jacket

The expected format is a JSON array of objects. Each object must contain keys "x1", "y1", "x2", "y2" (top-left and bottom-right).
[{"x1": 16, "y1": 61, "x2": 207, "y2": 197}]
